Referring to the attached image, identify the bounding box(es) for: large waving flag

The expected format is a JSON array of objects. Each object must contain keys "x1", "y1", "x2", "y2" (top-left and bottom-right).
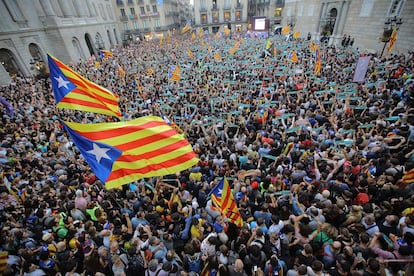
[
  {"x1": 387, "y1": 27, "x2": 397, "y2": 53},
  {"x1": 211, "y1": 177, "x2": 243, "y2": 227},
  {"x1": 168, "y1": 66, "x2": 181, "y2": 81},
  {"x1": 63, "y1": 116, "x2": 198, "y2": 189},
  {"x1": 48, "y1": 54, "x2": 122, "y2": 118}
]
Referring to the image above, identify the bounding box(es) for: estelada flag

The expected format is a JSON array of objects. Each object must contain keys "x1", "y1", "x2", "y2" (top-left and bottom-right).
[
  {"x1": 48, "y1": 54, "x2": 122, "y2": 119},
  {"x1": 210, "y1": 177, "x2": 243, "y2": 227},
  {"x1": 63, "y1": 116, "x2": 198, "y2": 189}
]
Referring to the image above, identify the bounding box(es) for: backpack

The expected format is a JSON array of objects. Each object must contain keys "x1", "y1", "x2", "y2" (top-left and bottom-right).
[{"x1": 185, "y1": 253, "x2": 201, "y2": 272}]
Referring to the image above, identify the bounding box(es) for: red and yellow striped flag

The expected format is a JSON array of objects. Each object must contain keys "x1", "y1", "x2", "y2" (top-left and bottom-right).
[
  {"x1": 314, "y1": 46, "x2": 322, "y2": 75},
  {"x1": 118, "y1": 65, "x2": 126, "y2": 79},
  {"x1": 191, "y1": 32, "x2": 196, "y2": 40},
  {"x1": 63, "y1": 116, "x2": 198, "y2": 189},
  {"x1": 214, "y1": 52, "x2": 222, "y2": 62},
  {"x1": 282, "y1": 25, "x2": 290, "y2": 36},
  {"x1": 229, "y1": 47, "x2": 236, "y2": 55},
  {"x1": 187, "y1": 48, "x2": 195, "y2": 59},
  {"x1": 0, "y1": 251, "x2": 7, "y2": 273},
  {"x1": 387, "y1": 27, "x2": 397, "y2": 53},
  {"x1": 403, "y1": 168, "x2": 414, "y2": 184},
  {"x1": 293, "y1": 31, "x2": 301, "y2": 39},
  {"x1": 47, "y1": 54, "x2": 122, "y2": 119},
  {"x1": 211, "y1": 177, "x2": 243, "y2": 227},
  {"x1": 199, "y1": 28, "x2": 204, "y2": 38}
]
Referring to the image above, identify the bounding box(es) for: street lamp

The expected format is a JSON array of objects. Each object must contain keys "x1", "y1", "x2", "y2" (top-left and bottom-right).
[{"x1": 380, "y1": 16, "x2": 403, "y2": 57}]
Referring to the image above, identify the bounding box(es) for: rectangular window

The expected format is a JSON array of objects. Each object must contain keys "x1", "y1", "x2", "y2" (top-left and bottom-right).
[
  {"x1": 140, "y1": 7, "x2": 145, "y2": 14},
  {"x1": 143, "y1": 19, "x2": 149, "y2": 28},
  {"x1": 235, "y1": 10, "x2": 241, "y2": 21},
  {"x1": 123, "y1": 22, "x2": 129, "y2": 31},
  {"x1": 387, "y1": 0, "x2": 404, "y2": 17},
  {"x1": 201, "y1": 13, "x2": 207, "y2": 24},
  {"x1": 212, "y1": 11, "x2": 219, "y2": 23},
  {"x1": 120, "y1": 8, "x2": 126, "y2": 16},
  {"x1": 274, "y1": 8, "x2": 282, "y2": 17},
  {"x1": 133, "y1": 21, "x2": 139, "y2": 30},
  {"x1": 297, "y1": 5, "x2": 303, "y2": 16},
  {"x1": 307, "y1": 5, "x2": 314, "y2": 16},
  {"x1": 224, "y1": 11, "x2": 231, "y2": 22},
  {"x1": 152, "y1": 5, "x2": 157, "y2": 12},
  {"x1": 154, "y1": 19, "x2": 160, "y2": 27},
  {"x1": 146, "y1": 5, "x2": 150, "y2": 12},
  {"x1": 130, "y1": 7, "x2": 135, "y2": 14}
]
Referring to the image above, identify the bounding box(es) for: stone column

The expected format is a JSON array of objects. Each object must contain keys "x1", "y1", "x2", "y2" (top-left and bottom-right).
[
  {"x1": 315, "y1": 3, "x2": 326, "y2": 38},
  {"x1": 58, "y1": 0, "x2": 73, "y2": 17},
  {"x1": 39, "y1": 0, "x2": 55, "y2": 16},
  {"x1": 336, "y1": 0, "x2": 350, "y2": 36}
]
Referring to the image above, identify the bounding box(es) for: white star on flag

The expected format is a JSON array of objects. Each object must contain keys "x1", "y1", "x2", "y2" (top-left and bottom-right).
[
  {"x1": 217, "y1": 188, "x2": 222, "y2": 196},
  {"x1": 87, "y1": 143, "x2": 111, "y2": 163},
  {"x1": 54, "y1": 75, "x2": 70, "y2": 89}
]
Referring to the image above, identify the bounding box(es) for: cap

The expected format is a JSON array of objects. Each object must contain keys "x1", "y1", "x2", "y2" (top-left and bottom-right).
[{"x1": 251, "y1": 181, "x2": 259, "y2": 189}]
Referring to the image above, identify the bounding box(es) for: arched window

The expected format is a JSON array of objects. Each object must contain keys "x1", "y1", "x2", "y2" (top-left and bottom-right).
[{"x1": 0, "y1": 49, "x2": 22, "y2": 77}]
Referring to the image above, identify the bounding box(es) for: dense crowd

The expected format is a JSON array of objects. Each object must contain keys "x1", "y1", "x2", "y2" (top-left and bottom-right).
[{"x1": 0, "y1": 31, "x2": 413, "y2": 276}]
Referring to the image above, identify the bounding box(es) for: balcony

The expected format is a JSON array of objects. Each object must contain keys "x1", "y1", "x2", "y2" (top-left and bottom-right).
[
  {"x1": 200, "y1": 7, "x2": 207, "y2": 12},
  {"x1": 139, "y1": 13, "x2": 149, "y2": 18},
  {"x1": 127, "y1": 0, "x2": 134, "y2": 5},
  {"x1": 275, "y1": 0, "x2": 284, "y2": 5},
  {"x1": 211, "y1": 4, "x2": 218, "y2": 11},
  {"x1": 120, "y1": 15, "x2": 128, "y2": 21},
  {"x1": 223, "y1": 5, "x2": 231, "y2": 11},
  {"x1": 236, "y1": 3, "x2": 243, "y2": 9},
  {"x1": 116, "y1": 0, "x2": 124, "y2": 6},
  {"x1": 148, "y1": 12, "x2": 159, "y2": 17},
  {"x1": 129, "y1": 14, "x2": 138, "y2": 20},
  {"x1": 201, "y1": 18, "x2": 208, "y2": 24}
]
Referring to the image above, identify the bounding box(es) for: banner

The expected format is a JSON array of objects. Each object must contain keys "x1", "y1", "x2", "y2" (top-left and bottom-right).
[{"x1": 353, "y1": 56, "x2": 371, "y2": 83}]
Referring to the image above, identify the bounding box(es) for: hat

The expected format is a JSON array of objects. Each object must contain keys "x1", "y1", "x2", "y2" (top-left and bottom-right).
[
  {"x1": 322, "y1": 190, "x2": 330, "y2": 198},
  {"x1": 42, "y1": 232, "x2": 53, "y2": 242},
  {"x1": 251, "y1": 181, "x2": 259, "y2": 189}
]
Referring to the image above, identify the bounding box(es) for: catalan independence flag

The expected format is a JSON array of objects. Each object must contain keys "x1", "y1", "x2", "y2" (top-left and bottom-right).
[
  {"x1": 63, "y1": 116, "x2": 198, "y2": 189},
  {"x1": 168, "y1": 66, "x2": 181, "y2": 81},
  {"x1": 211, "y1": 177, "x2": 243, "y2": 227},
  {"x1": 187, "y1": 48, "x2": 195, "y2": 59},
  {"x1": 100, "y1": 50, "x2": 113, "y2": 59},
  {"x1": 48, "y1": 54, "x2": 122, "y2": 118},
  {"x1": 288, "y1": 50, "x2": 299, "y2": 63}
]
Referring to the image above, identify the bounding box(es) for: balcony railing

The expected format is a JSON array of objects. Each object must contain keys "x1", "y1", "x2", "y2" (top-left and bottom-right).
[
  {"x1": 201, "y1": 19, "x2": 208, "y2": 24},
  {"x1": 120, "y1": 15, "x2": 128, "y2": 21},
  {"x1": 140, "y1": 13, "x2": 149, "y2": 18},
  {"x1": 127, "y1": 0, "x2": 134, "y2": 5},
  {"x1": 223, "y1": 5, "x2": 231, "y2": 10},
  {"x1": 211, "y1": 4, "x2": 218, "y2": 11},
  {"x1": 200, "y1": 7, "x2": 207, "y2": 12},
  {"x1": 116, "y1": 0, "x2": 124, "y2": 6},
  {"x1": 129, "y1": 14, "x2": 138, "y2": 19},
  {"x1": 148, "y1": 12, "x2": 159, "y2": 17}
]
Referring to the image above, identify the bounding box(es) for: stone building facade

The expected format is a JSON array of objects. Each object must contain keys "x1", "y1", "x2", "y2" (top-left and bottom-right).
[
  {"x1": 0, "y1": 0, "x2": 120, "y2": 85},
  {"x1": 282, "y1": 0, "x2": 413, "y2": 55},
  {"x1": 111, "y1": 0, "x2": 192, "y2": 45}
]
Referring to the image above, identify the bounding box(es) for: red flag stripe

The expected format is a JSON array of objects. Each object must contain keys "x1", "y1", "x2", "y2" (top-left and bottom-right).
[
  {"x1": 117, "y1": 139, "x2": 192, "y2": 159},
  {"x1": 74, "y1": 120, "x2": 168, "y2": 140},
  {"x1": 67, "y1": 78, "x2": 119, "y2": 106},
  {"x1": 60, "y1": 97, "x2": 116, "y2": 110},
  {"x1": 107, "y1": 151, "x2": 197, "y2": 181}
]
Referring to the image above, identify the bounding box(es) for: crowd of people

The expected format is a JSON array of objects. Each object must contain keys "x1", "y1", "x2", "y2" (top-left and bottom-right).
[{"x1": 0, "y1": 30, "x2": 413, "y2": 276}]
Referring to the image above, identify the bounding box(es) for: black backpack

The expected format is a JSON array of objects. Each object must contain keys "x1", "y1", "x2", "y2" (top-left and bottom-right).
[{"x1": 127, "y1": 252, "x2": 146, "y2": 274}]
